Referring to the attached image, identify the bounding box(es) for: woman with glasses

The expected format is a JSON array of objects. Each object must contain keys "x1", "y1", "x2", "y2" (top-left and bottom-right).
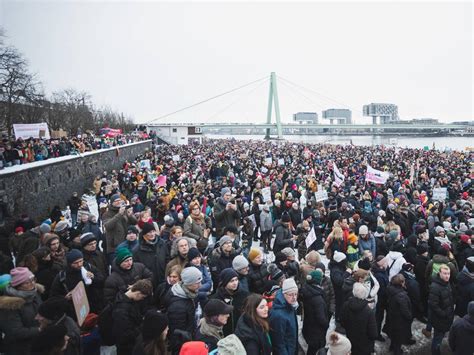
[{"x1": 0, "y1": 267, "x2": 42, "y2": 354}]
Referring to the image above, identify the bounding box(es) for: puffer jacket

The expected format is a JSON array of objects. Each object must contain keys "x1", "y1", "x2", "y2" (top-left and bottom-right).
[
  {"x1": 133, "y1": 238, "x2": 169, "y2": 286},
  {"x1": 210, "y1": 286, "x2": 249, "y2": 336},
  {"x1": 301, "y1": 283, "x2": 329, "y2": 349},
  {"x1": 384, "y1": 251, "x2": 406, "y2": 281},
  {"x1": 269, "y1": 290, "x2": 298, "y2": 355},
  {"x1": 0, "y1": 285, "x2": 41, "y2": 354},
  {"x1": 248, "y1": 262, "x2": 270, "y2": 294},
  {"x1": 273, "y1": 221, "x2": 293, "y2": 255},
  {"x1": 448, "y1": 313, "x2": 474, "y2": 355},
  {"x1": 455, "y1": 267, "x2": 474, "y2": 317},
  {"x1": 104, "y1": 261, "x2": 153, "y2": 303},
  {"x1": 386, "y1": 284, "x2": 413, "y2": 344},
  {"x1": 429, "y1": 274, "x2": 455, "y2": 332}
]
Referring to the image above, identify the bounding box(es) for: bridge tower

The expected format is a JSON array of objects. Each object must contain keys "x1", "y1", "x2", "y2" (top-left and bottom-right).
[{"x1": 265, "y1": 72, "x2": 283, "y2": 139}]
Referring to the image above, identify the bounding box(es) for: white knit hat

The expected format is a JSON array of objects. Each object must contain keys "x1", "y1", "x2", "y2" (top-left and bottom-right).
[
  {"x1": 333, "y1": 251, "x2": 347, "y2": 263},
  {"x1": 282, "y1": 278, "x2": 298, "y2": 294}
]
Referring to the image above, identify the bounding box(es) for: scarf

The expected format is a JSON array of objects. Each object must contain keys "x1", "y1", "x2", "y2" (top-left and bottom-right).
[
  {"x1": 190, "y1": 212, "x2": 205, "y2": 225},
  {"x1": 199, "y1": 318, "x2": 224, "y2": 340},
  {"x1": 182, "y1": 283, "x2": 199, "y2": 299}
]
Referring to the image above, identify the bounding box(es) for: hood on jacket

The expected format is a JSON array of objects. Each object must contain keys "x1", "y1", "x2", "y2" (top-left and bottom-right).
[
  {"x1": 432, "y1": 254, "x2": 450, "y2": 264},
  {"x1": 171, "y1": 282, "x2": 188, "y2": 299},
  {"x1": 387, "y1": 251, "x2": 403, "y2": 261},
  {"x1": 216, "y1": 334, "x2": 246, "y2": 355},
  {"x1": 460, "y1": 314, "x2": 474, "y2": 332},
  {"x1": 301, "y1": 283, "x2": 325, "y2": 301},
  {"x1": 386, "y1": 284, "x2": 406, "y2": 298},
  {"x1": 0, "y1": 295, "x2": 25, "y2": 310},
  {"x1": 272, "y1": 289, "x2": 294, "y2": 311}
]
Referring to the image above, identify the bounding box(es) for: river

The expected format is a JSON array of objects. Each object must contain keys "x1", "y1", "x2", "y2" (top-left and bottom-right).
[{"x1": 205, "y1": 134, "x2": 473, "y2": 151}]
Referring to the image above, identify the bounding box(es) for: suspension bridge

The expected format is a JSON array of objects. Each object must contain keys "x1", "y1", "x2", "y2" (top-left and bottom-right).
[{"x1": 145, "y1": 72, "x2": 471, "y2": 140}]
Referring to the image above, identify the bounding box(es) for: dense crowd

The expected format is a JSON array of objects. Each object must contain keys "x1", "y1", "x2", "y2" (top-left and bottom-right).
[
  {"x1": 0, "y1": 138, "x2": 473, "y2": 355},
  {"x1": 0, "y1": 132, "x2": 150, "y2": 169}
]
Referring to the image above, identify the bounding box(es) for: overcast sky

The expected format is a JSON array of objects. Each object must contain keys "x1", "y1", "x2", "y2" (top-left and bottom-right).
[{"x1": 1, "y1": 1, "x2": 472, "y2": 124}]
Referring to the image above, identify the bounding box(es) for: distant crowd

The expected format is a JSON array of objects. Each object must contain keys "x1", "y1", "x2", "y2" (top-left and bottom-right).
[
  {"x1": 0, "y1": 131, "x2": 151, "y2": 169},
  {"x1": 0, "y1": 138, "x2": 472, "y2": 355}
]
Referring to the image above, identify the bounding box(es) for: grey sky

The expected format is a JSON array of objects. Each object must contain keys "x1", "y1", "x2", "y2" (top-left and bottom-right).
[{"x1": 1, "y1": 1, "x2": 472, "y2": 124}]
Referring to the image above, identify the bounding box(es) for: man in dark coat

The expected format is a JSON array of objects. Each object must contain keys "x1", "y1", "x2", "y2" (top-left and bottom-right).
[
  {"x1": 273, "y1": 214, "x2": 296, "y2": 255},
  {"x1": 386, "y1": 274, "x2": 413, "y2": 355},
  {"x1": 50, "y1": 249, "x2": 105, "y2": 314},
  {"x1": 247, "y1": 248, "x2": 270, "y2": 294},
  {"x1": 301, "y1": 270, "x2": 329, "y2": 355},
  {"x1": 429, "y1": 265, "x2": 455, "y2": 355},
  {"x1": 102, "y1": 194, "x2": 137, "y2": 264},
  {"x1": 112, "y1": 280, "x2": 153, "y2": 355},
  {"x1": 103, "y1": 248, "x2": 153, "y2": 303},
  {"x1": 80, "y1": 232, "x2": 108, "y2": 277},
  {"x1": 132, "y1": 223, "x2": 169, "y2": 286},
  {"x1": 449, "y1": 301, "x2": 474, "y2": 355},
  {"x1": 213, "y1": 188, "x2": 241, "y2": 239},
  {"x1": 372, "y1": 255, "x2": 389, "y2": 341},
  {"x1": 455, "y1": 256, "x2": 474, "y2": 317},
  {"x1": 210, "y1": 268, "x2": 249, "y2": 336},
  {"x1": 341, "y1": 282, "x2": 378, "y2": 355},
  {"x1": 165, "y1": 267, "x2": 202, "y2": 355},
  {"x1": 209, "y1": 236, "x2": 238, "y2": 285},
  {"x1": 329, "y1": 251, "x2": 351, "y2": 322}
]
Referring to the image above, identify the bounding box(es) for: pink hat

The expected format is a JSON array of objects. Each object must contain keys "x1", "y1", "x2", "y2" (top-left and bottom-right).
[{"x1": 10, "y1": 267, "x2": 34, "y2": 287}]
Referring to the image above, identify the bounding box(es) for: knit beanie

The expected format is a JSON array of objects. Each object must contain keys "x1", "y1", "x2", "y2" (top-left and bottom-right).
[
  {"x1": 127, "y1": 225, "x2": 139, "y2": 234},
  {"x1": 327, "y1": 331, "x2": 351, "y2": 355},
  {"x1": 187, "y1": 247, "x2": 201, "y2": 261},
  {"x1": 282, "y1": 278, "x2": 298, "y2": 294},
  {"x1": 267, "y1": 263, "x2": 285, "y2": 282},
  {"x1": 248, "y1": 248, "x2": 261, "y2": 262},
  {"x1": 66, "y1": 249, "x2": 83, "y2": 265},
  {"x1": 416, "y1": 242, "x2": 429, "y2": 255},
  {"x1": 219, "y1": 268, "x2": 238, "y2": 287},
  {"x1": 281, "y1": 247, "x2": 296, "y2": 257},
  {"x1": 389, "y1": 230, "x2": 399, "y2": 239},
  {"x1": 275, "y1": 252, "x2": 288, "y2": 264},
  {"x1": 358, "y1": 258, "x2": 371, "y2": 271},
  {"x1": 221, "y1": 187, "x2": 231, "y2": 197},
  {"x1": 181, "y1": 266, "x2": 203, "y2": 286},
  {"x1": 353, "y1": 282, "x2": 369, "y2": 300},
  {"x1": 219, "y1": 235, "x2": 233, "y2": 246},
  {"x1": 54, "y1": 220, "x2": 69, "y2": 233},
  {"x1": 115, "y1": 247, "x2": 133, "y2": 266},
  {"x1": 10, "y1": 267, "x2": 34, "y2": 287},
  {"x1": 179, "y1": 341, "x2": 210, "y2": 355},
  {"x1": 307, "y1": 269, "x2": 324, "y2": 285},
  {"x1": 0, "y1": 274, "x2": 11, "y2": 291},
  {"x1": 141, "y1": 222, "x2": 156, "y2": 236},
  {"x1": 80, "y1": 232, "x2": 96, "y2": 247},
  {"x1": 281, "y1": 213, "x2": 291, "y2": 223},
  {"x1": 39, "y1": 223, "x2": 51, "y2": 234},
  {"x1": 43, "y1": 233, "x2": 60, "y2": 246},
  {"x1": 358, "y1": 225, "x2": 368, "y2": 235},
  {"x1": 232, "y1": 255, "x2": 249, "y2": 271},
  {"x1": 142, "y1": 310, "x2": 168, "y2": 341},
  {"x1": 333, "y1": 251, "x2": 347, "y2": 263}
]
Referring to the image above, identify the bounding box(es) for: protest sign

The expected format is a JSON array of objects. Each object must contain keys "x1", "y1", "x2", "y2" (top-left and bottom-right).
[
  {"x1": 265, "y1": 157, "x2": 273, "y2": 165},
  {"x1": 172, "y1": 155, "x2": 180, "y2": 162},
  {"x1": 432, "y1": 187, "x2": 447, "y2": 201},
  {"x1": 306, "y1": 227, "x2": 317, "y2": 249},
  {"x1": 262, "y1": 187, "x2": 272, "y2": 202},
  {"x1": 333, "y1": 162, "x2": 345, "y2": 187},
  {"x1": 365, "y1": 165, "x2": 389, "y2": 184},
  {"x1": 71, "y1": 281, "x2": 90, "y2": 327},
  {"x1": 139, "y1": 159, "x2": 151, "y2": 170},
  {"x1": 157, "y1": 175, "x2": 167, "y2": 187},
  {"x1": 278, "y1": 158, "x2": 285, "y2": 166},
  {"x1": 315, "y1": 187, "x2": 328, "y2": 202}
]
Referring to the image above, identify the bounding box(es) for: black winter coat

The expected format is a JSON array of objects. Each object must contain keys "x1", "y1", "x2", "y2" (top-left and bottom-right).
[
  {"x1": 386, "y1": 285, "x2": 412, "y2": 344},
  {"x1": 428, "y1": 275, "x2": 454, "y2": 332},
  {"x1": 210, "y1": 286, "x2": 249, "y2": 336},
  {"x1": 448, "y1": 314, "x2": 474, "y2": 355},
  {"x1": 104, "y1": 262, "x2": 153, "y2": 303},
  {"x1": 400, "y1": 270, "x2": 423, "y2": 316},
  {"x1": 301, "y1": 283, "x2": 329, "y2": 349},
  {"x1": 455, "y1": 269, "x2": 474, "y2": 317},
  {"x1": 112, "y1": 292, "x2": 143, "y2": 352},
  {"x1": 209, "y1": 247, "x2": 237, "y2": 285},
  {"x1": 82, "y1": 249, "x2": 108, "y2": 278},
  {"x1": 234, "y1": 314, "x2": 272, "y2": 355},
  {"x1": 341, "y1": 297, "x2": 377, "y2": 355},
  {"x1": 371, "y1": 264, "x2": 389, "y2": 308},
  {"x1": 273, "y1": 221, "x2": 293, "y2": 254},
  {"x1": 329, "y1": 260, "x2": 350, "y2": 320},
  {"x1": 133, "y1": 239, "x2": 169, "y2": 286},
  {"x1": 248, "y1": 262, "x2": 270, "y2": 294}
]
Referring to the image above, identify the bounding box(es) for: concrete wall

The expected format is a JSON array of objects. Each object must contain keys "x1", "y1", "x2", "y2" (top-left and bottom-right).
[{"x1": 0, "y1": 140, "x2": 152, "y2": 225}]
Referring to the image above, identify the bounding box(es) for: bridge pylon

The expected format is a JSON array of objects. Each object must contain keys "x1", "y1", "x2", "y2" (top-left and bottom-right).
[{"x1": 265, "y1": 72, "x2": 283, "y2": 140}]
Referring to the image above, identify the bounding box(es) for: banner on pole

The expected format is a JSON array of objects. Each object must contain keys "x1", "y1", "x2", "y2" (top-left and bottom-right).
[
  {"x1": 333, "y1": 162, "x2": 345, "y2": 187},
  {"x1": 365, "y1": 165, "x2": 389, "y2": 184}
]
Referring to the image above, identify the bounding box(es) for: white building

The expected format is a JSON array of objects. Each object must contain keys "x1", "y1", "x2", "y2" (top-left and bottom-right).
[{"x1": 146, "y1": 124, "x2": 203, "y2": 145}]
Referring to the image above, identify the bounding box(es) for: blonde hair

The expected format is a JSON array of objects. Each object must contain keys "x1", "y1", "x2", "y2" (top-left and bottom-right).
[{"x1": 331, "y1": 227, "x2": 343, "y2": 240}]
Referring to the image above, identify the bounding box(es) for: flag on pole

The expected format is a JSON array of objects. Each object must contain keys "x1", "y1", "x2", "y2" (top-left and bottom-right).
[
  {"x1": 365, "y1": 165, "x2": 389, "y2": 184},
  {"x1": 333, "y1": 162, "x2": 345, "y2": 187}
]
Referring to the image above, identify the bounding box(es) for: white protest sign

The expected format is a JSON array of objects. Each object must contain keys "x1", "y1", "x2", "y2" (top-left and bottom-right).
[
  {"x1": 278, "y1": 158, "x2": 285, "y2": 166},
  {"x1": 315, "y1": 186, "x2": 328, "y2": 202},
  {"x1": 306, "y1": 227, "x2": 317, "y2": 249},
  {"x1": 261, "y1": 166, "x2": 268, "y2": 174},
  {"x1": 265, "y1": 157, "x2": 273, "y2": 165},
  {"x1": 262, "y1": 187, "x2": 272, "y2": 202},
  {"x1": 432, "y1": 187, "x2": 447, "y2": 201},
  {"x1": 139, "y1": 159, "x2": 151, "y2": 170},
  {"x1": 172, "y1": 155, "x2": 180, "y2": 162},
  {"x1": 300, "y1": 190, "x2": 307, "y2": 207}
]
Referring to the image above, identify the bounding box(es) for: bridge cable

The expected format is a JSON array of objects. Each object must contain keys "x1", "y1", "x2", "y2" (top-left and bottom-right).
[{"x1": 146, "y1": 75, "x2": 269, "y2": 124}]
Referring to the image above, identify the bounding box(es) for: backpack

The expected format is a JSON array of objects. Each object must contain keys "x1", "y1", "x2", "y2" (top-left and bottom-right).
[{"x1": 97, "y1": 302, "x2": 115, "y2": 346}]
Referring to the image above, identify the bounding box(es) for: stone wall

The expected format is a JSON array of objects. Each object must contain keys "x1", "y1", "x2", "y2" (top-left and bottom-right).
[{"x1": 0, "y1": 140, "x2": 152, "y2": 225}]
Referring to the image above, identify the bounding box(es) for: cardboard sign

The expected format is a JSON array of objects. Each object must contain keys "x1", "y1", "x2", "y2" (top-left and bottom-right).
[
  {"x1": 139, "y1": 159, "x2": 151, "y2": 170},
  {"x1": 172, "y1": 155, "x2": 180, "y2": 162},
  {"x1": 432, "y1": 187, "x2": 447, "y2": 201},
  {"x1": 306, "y1": 227, "x2": 317, "y2": 249},
  {"x1": 262, "y1": 187, "x2": 272, "y2": 202},
  {"x1": 157, "y1": 175, "x2": 167, "y2": 187},
  {"x1": 71, "y1": 281, "x2": 90, "y2": 327},
  {"x1": 278, "y1": 158, "x2": 285, "y2": 166},
  {"x1": 315, "y1": 188, "x2": 328, "y2": 202}
]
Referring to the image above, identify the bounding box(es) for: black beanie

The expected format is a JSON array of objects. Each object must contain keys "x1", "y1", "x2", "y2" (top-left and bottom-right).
[
  {"x1": 38, "y1": 296, "x2": 69, "y2": 321},
  {"x1": 219, "y1": 268, "x2": 238, "y2": 287},
  {"x1": 358, "y1": 257, "x2": 371, "y2": 271},
  {"x1": 416, "y1": 242, "x2": 429, "y2": 255},
  {"x1": 187, "y1": 247, "x2": 201, "y2": 261},
  {"x1": 31, "y1": 324, "x2": 68, "y2": 352},
  {"x1": 142, "y1": 310, "x2": 168, "y2": 341}
]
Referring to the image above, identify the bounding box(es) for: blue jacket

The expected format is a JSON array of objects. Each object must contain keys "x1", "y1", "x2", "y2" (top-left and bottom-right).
[
  {"x1": 196, "y1": 264, "x2": 213, "y2": 300},
  {"x1": 359, "y1": 235, "x2": 376, "y2": 257},
  {"x1": 269, "y1": 290, "x2": 298, "y2": 355},
  {"x1": 116, "y1": 239, "x2": 139, "y2": 253}
]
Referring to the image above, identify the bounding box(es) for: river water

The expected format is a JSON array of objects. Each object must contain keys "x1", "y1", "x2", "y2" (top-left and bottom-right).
[{"x1": 205, "y1": 134, "x2": 473, "y2": 151}]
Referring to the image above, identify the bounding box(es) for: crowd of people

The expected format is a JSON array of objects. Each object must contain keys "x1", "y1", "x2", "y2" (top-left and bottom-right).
[
  {"x1": 0, "y1": 137, "x2": 473, "y2": 355},
  {"x1": 0, "y1": 131, "x2": 151, "y2": 169}
]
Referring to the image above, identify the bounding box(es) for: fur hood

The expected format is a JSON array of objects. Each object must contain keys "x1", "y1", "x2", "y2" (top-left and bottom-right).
[{"x1": 0, "y1": 295, "x2": 25, "y2": 310}]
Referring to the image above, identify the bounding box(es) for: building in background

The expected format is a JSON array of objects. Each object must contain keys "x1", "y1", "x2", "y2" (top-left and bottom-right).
[
  {"x1": 293, "y1": 112, "x2": 318, "y2": 124},
  {"x1": 363, "y1": 103, "x2": 399, "y2": 124},
  {"x1": 322, "y1": 108, "x2": 352, "y2": 125}
]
